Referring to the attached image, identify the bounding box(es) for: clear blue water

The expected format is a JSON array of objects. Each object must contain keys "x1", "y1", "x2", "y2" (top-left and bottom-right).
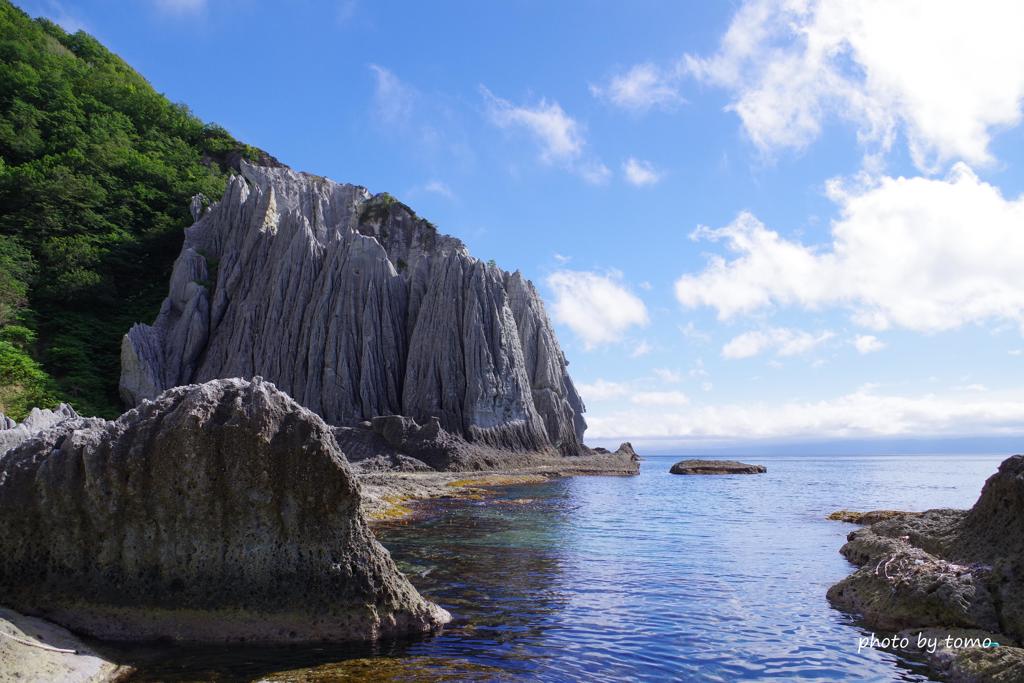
[{"x1": 123, "y1": 453, "x2": 1008, "y2": 682}]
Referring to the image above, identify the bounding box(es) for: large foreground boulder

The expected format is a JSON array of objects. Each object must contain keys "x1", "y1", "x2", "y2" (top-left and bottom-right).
[
  {"x1": 0, "y1": 377, "x2": 450, "y2": 643},
  {"x1": 827, "y1": 455, "x2": 1024, "y2": 682}
]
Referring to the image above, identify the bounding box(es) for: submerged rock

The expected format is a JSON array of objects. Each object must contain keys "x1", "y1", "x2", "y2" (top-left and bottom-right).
[
  {"x1": 827, "y1": 455, "x2": 1024, "y2": 682},
  {"x1": 0, "y1": 377, "x2": 449, "y2": 643},
  {"x1": 120, "y1": 163, "x2": 587, "y2": 455},
  {"x1": 669, "y1": 459, "x2": 766, "y2": 475}
]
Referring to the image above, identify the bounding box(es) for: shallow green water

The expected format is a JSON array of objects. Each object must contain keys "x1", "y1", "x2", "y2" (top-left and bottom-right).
[{"x1": 118, "y1": 453, "x2": 1006, "y2": 681}]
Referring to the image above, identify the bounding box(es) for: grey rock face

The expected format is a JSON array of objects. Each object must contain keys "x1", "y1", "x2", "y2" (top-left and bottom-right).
[
  {"x1": 0, "y1": 377, "x2": 449, "y2": 643},
  {"x1": 120, "y1": 163, "x2": 586, "y2": 454},
  {"x1": 0, "y1": 404, "x2": 78, "y2": 456}
]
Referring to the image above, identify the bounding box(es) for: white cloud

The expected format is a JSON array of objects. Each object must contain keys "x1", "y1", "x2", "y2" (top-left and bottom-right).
[
  {"x1": 585, "y1": 386, "x2": 1024, "y2": 440},
  {"x1": 722, "y1": 327, "x2": 834, "y2": 359},
  {"x1": 591, "y1": 63, "x2": 684, "y2": 112},
  {"x1": 1010, "y1": 349, "x2": 1024, "y2": 356},
  {"x1": 630, "y1": 391, "x2": 690, "y2": 407},
  {"x1": 654, "y1": 368, "x2": 683, "y2": 383},
  {"x1": 684, "y1": 0, "x2": 1024, "y2": 170},
  {"x1": 154, "y1": 0, "x2": 205, "y2": 13},
  {"x1": 553, "y1": 253, "x2": 572, "y2": 264},
  {"x1": 622, "y1": 158, "x2": 663, "y2": 187},
  {"x1": 631, "y1": 340, "x2": 653, "y2": 358},
  {"x1": 576, "y1": 379, "x2": 630, "y2": 401},
  {"x1": 676, "y1": 165, "x2": 1024, "y2": 334},
  {"x1": 422, "y1": 180, "x2": 454, "y2": 199},
  {"x1": 482, "y1": 86, "x2": 609, "y2": 183},
  {"x1": 701, "y1": 381, "x2": 714, "y2": 392},
  {"x1": 546, "y1": 270, "x2": 649, "y2": 348},
  {"x1": 854, "y1": 334, "x2": 885, "y2": 354},
  {"x1": 482, "y1": 86, "x2": 584, "y2": 163},
  {"x1": 369, "y1": 65, "x2": 415, "y2": 127},
  {"x1": 579, "y1": 161, "x2": 612, "y2": 186}
]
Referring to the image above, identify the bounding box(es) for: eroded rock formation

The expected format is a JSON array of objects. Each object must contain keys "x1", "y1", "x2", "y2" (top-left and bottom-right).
[
  {"x1": 0, "y1": 377, "x2": 450, "y2": 643},
  {"x1": 120, "y1": 163, "x2": 587, "y2": 455},
  {"x1": 0, "y1": 404, "x2": 78, "y2": 456}
]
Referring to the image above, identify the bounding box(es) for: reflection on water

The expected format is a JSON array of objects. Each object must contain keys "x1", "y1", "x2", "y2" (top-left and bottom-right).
[{"x1": 119, "y1": 453, "x2": 1005, "y2": 681}]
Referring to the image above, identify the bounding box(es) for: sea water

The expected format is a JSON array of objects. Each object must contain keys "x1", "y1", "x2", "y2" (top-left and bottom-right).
[{"x1": 121, "y1": 453, "x2": 1006, "y2": 682}]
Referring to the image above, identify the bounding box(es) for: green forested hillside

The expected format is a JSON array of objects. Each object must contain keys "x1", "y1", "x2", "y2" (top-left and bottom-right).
[{"x1": 0, "y1": 0, "x2": 272, "y2": 419}]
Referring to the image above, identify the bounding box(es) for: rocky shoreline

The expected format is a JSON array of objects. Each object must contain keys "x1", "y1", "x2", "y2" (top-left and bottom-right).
[{"x1": 827, "y1": 455, "x2": 1024, "y2": 682}]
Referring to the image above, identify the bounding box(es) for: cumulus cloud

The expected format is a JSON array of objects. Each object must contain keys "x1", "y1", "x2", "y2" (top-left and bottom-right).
[
  {"x1": 676, "y1": 164, "x2": 1024, "y2": 334},
  {"x1": 684, "y1": 0, "x2": 1024, "y2": 170},
  {"x1": 854, "y1": 334, "x2": 885, "y2": 354},
  {"x1": 722, "y1": 327, "x2": 834, "y2": 359},
  {"x1": 622, "y1": 157, "x2": 662, "y2": 186},
  {"x1": 546, "y1": 270, "x2": 649, "y2": 348},
  {"x1": 591, "y1": 63, "x2": 684, "y2": 112},
  {"x1": 585, "y1": 386, "x2": 1024, "y2": 440}
]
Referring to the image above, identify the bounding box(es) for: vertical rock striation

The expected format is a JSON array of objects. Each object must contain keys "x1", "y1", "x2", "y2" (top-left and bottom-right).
[{"x1": 120, "y1": 163, "x2": 587, "y2": 455}]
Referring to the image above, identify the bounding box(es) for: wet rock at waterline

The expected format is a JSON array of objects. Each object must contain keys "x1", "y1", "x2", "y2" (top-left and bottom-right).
[
  {"x1": 827, "y1": 455, "x2": 1024, "y2": 682},
  {"x1": 0, "y1": 377, "x2": 450, "y2": 643},
  {"x1": 669, "y1": 459, "x2": 766, "y2": 475},
  {"x1": 120, "y1": 162, "x2": 587, "y2": 456}
]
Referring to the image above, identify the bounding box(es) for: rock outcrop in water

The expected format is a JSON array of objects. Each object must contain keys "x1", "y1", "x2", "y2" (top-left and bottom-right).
[
  {"x1": 120, "y1": 163, "x2": 587, "y2": 457},
  {"x1": 669, "y1": 459, "x2": 766, "y2": 475},
  {"x1": 0, "y1": 377, "x2": 450, "y2": 643},
  {"x1": 827, "y1": 455, "x2": 1024, "y2": 682}
]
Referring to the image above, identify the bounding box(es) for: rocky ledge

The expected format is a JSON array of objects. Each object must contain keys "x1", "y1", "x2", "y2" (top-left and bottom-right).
[
  {"x1": 827, "y1": 455, "x2": 1024, "y2": 682},
  {"x1": 669, "y1": 459, "x2": 766, "y2": 475},
  {"x1": 0, "y1": 377, "x2": 449, "y2": 644}
]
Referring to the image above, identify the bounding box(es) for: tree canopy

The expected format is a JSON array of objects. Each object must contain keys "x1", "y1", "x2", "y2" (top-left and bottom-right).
[{"x1": 0, "y1": 0, "x2": 270, "y2": 419}]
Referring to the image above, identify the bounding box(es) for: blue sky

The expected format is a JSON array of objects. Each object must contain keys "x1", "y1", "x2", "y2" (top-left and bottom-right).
[{"x1": 23, "y1": 0, "x2": 1024, "y2": 452}]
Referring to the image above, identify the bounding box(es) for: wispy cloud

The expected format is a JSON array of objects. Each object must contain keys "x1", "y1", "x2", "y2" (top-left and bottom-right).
[
  {"x1": 154, "y1": 0, "x2": 205, "y2": 14},
  {"x1": 369, "y1": 64, "x2": 415, "y2": 128},
  {"x1": 422, "y1": 180, "x2": 454, "y2": 199},
  {"x1": 853, "y1": 334, "x2": 885, "y2": 354},
  {"x1": 481, "y1": 86, "x2": 608, "y2": 184},
  {"x1": 591, "y1": 63, "x2": 685, "y2": 112},
  {"x1": 721, "y1": 327, "x2": 834, "y2": 359},
  {"x1": 622, "y1": 157, "x2": 662, "y2": 186}
]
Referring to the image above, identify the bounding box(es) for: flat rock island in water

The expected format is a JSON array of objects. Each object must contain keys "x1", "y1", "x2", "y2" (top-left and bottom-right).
[{"x1": 669, "y1": 459, "x2": 767, "y2": 475}]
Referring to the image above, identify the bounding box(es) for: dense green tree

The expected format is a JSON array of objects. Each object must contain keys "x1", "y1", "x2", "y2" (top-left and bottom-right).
[{"x1": 0, "y1": 1, "x2": 273, "y2": 419}]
